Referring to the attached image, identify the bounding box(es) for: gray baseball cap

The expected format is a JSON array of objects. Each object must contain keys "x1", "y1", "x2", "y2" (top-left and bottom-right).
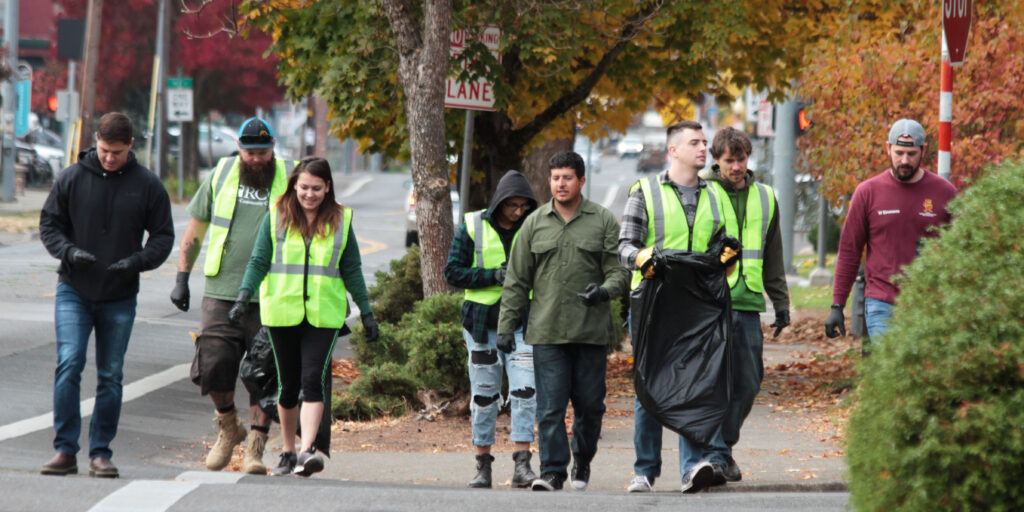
[{"x1": 888, "y1": 119, "x2": 925, "y2": 147}]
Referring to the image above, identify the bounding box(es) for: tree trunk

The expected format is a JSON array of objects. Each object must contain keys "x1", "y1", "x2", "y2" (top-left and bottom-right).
[{"x1": 382, "y1": 0, "x2": 453, "y2": 297}]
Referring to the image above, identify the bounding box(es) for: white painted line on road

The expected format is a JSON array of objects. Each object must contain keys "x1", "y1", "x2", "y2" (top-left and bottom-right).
[
  {"x1": 600, "y1": 185, "x2": 621, "y2": 209},
  {"x1": 175, "y1": 470, "x2": 245, "y2": 484},
  {"x1": 339, "y1": 176, "x2": 373, "y2": 198},
  {"x1": 0, "y1": 364, "x2": 190, "y2": 442},
  {"x1": 87, "y1": 480, "x2": 199, "y2": 512}
]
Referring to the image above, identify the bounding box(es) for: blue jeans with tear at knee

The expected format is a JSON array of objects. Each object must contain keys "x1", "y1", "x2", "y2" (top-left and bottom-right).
[{"x1": 463, "y1": 328, "x2": 536, "y2": 447}]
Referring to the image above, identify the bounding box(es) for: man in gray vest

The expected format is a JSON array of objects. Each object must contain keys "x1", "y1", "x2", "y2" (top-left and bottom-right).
[{"x1": 169, "y1": 117, "x2": 294, "y2": 474}]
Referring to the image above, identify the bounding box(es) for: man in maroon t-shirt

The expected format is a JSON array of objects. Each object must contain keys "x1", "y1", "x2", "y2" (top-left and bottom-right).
[{"x1": 825, "y1": 119, "x2": 958, "y2": 341}]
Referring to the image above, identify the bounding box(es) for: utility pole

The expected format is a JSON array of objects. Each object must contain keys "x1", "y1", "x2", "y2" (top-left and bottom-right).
[
  {"x1": 1, "y1": 0, "x2": 21, "y2": 201},
  {"x1": 771, "y1": 96, "x2": 799, "y2": 275},
  {"x1": 79, "y1": 0, "x2": 103, "y2": 149}
]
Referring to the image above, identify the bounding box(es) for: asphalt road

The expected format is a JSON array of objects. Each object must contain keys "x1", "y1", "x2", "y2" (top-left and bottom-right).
[{"x1": 0, "y1": 156, "x2": 850, "y2": 510}]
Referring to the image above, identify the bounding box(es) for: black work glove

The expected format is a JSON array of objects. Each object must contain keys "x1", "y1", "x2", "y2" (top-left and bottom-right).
[
  {"x1": 825, "y1": 304, "x2": 846, "y2": 338},
  {"x1": 493, "y1": 263, "x2": 507, "y2": 285},
  {"x1": 361, "y1": 313, "x2": 379, "y2": 342},
  {"x1": 577, "y1": 283, "x2": 610, "y2": 307},
  {"x1": 496, "y1": 332, "x2": 516, "y2": 354},
  {"x1": 107, "y1": 255, "x2": 141, "y2": 276},
  {"x1": 635, "y1": 246, "x2": 666, "y2": 279},
  {"x1": 770, "y1": 309, "x2": 790, "y2": 338},
  {"x1": 227, "y1": 290, "x2": 252, "y2": 325},
  {"x1": 67, "y1": 247, "x2": 97, "y2": 268},
  {"x1": 170, "y1": 271, "x2": 191, "y2": 312}
]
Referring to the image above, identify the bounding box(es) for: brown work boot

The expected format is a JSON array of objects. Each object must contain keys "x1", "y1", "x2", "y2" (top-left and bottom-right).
[
  {"x1": 241, "y1": 430, "x2": 268, "y2": 475},
  {"x1": 40, "y1": 452, "x2": 77, "y2": 476},
  {"x1": 89, "y1": 457, "x2": 119, "y2": 478},
  {"x1": 206, "y1": 409, "x2": 246, "y2": 471}
]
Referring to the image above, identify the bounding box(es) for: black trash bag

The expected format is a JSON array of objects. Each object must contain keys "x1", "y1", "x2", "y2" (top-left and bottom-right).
[
  {"x1": 630, "y1": 247, "x2": 733, "y2": 446},
  {"x1": 240, "y1": 327, "x2": 279, "y2": 423},
  {"x1": 242, "y1": 326, "x2": 335, "y2": 457}
]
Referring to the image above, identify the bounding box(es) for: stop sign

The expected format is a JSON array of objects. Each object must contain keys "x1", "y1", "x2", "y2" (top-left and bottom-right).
[{"x1": 943, "y1": 0, "x2": 973, "y2": 66}]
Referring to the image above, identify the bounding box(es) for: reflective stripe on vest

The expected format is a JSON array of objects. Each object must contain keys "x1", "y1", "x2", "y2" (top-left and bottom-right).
[
  {"x1": 709, "y1": 181, "x2": 775, "y2": 293},
  {"x1": 464, "y1": 210, "x2": 508, "y2": 305},
  {"x1": 629, "y1": 175, "x2": 723, "y2": 289},
  {"x1": 259, "y1": 206, "x2": 352, "y2": 328},
  {"x1": 203, "y1": 157, "x2": 294, "y2": 276}
]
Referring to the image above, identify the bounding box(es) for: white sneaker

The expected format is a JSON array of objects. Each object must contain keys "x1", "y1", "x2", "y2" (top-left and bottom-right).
[
  {"x1": 681, "y1": 461, "x2": 714, "y2": 493},
  {"x1": 627, "y1": 474, "x2": 653, "y2": 493}
]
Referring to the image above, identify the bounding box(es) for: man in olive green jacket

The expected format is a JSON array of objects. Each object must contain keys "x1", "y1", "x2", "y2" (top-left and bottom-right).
[{"x1": 497, "y1": 151, "x2": 629, "y2": 492}]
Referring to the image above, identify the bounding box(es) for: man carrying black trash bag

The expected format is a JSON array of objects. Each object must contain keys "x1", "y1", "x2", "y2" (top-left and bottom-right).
[{"x1": 617, "y1": 120, "x2": 740, "y2": 494}]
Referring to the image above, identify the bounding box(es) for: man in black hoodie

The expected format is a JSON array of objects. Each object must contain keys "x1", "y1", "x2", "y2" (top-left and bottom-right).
[
  {"x1": 38, "y1": 113, "x2": 174, "y2": 478},
  {"x1": 444, "y1": 170, "x2": 539, "y2": 489}
]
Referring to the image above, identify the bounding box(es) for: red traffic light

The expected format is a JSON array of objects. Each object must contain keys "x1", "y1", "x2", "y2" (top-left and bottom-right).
[
  {"x1": 48, "y1": 95, "x2": 59, "y2": 112},
  {"x1": 797, "y1": 108, "x2": 811, "y2": 132}
]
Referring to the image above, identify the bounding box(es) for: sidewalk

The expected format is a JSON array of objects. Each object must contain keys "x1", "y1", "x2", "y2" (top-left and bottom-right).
[
  {"x1": 314, "y1": 340, "x2": 847, "y2": 493},
  {"x1": 0, "y1": 188, "x2": 48, "y2": 246}
]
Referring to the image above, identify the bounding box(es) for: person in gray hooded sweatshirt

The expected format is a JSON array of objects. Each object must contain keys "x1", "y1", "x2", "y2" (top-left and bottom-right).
[{"x1": 444, "y1": 170, "x2": 539, "y2": 488}]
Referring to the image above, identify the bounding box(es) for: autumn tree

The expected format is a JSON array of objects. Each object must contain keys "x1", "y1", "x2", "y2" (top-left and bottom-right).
[
  {"x1": 797, "y1": 1, "x2": 1024, "y2": 203},
  {"x1": 242, "y1": 0, "x2": 851, "y2": 296}
]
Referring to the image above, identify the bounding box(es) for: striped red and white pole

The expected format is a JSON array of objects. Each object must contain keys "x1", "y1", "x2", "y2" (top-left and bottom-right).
[{"x1": 938, "y1": 29, "x2": 953, "y2": 180}]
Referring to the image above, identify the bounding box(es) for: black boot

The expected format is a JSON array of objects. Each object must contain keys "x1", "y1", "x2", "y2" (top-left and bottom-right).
[
  {"x1": 468, "y1": 454, "x2": 494, "y2": 488},
  {"x1": 511, "y1": 450, "x2": 538, "y2": 488}
]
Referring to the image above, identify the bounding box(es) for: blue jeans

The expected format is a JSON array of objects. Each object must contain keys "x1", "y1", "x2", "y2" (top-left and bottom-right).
[
  {"x1": 52, "y1": 282, "x2": 137, "y2": 459},
  {"x1": 864, "y1": 298, "x2": 894, "y2": 340},
  {"x1": 463, "y1": 328, "x2": 536, "y2": 446},
  {"x1": 710, "y1": 310, "x2": 764, "y2": 459},
  {"x1": 533, "y1": 343, "x2": 607, "y2": 479},
  {"x1": 633, "y1": 399, "x2": 726, "y2": 480}
]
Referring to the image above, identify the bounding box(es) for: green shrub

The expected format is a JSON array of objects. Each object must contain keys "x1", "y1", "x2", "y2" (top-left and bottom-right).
[
  {"x1": 846, "y1": 160, "x2": 1024, "y2": 512},
  {"x1": 807, "y1": 211, "x2": 841, "y2": 253},
  {"x1": 368, "y1": 245, "x2": 423, "y2": 324}
]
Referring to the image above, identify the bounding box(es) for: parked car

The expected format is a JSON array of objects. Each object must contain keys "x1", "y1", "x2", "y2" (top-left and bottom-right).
[
  {"x1": 615, "y1": 137, "x2": 644, "y2": 158},
  {"x1": 405, "y1": 181, "x2": 460, "y2": 247},
  {"x1": 636, "y1": 145, "x2": 668, "y2": 173},
  {"x1": 168, "y1": 123, "x2": 239, "y2": 167},
  {"x1": 22, "y1": 127, "x2": 65, "y2": 177},
  {"x1": 15, "y1": 140, "x2": 53, "y2": 187}
]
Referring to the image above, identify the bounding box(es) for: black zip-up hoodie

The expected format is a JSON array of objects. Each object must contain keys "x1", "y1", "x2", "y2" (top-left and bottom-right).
[{"x1": 39, "y1": 148, "x2": 175, "y2": 302}]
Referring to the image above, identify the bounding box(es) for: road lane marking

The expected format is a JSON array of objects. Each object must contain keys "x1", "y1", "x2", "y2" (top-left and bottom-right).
[
  {"x1": 0, "y1": 364, "x2": 189, "y2": 442},
  {"x1": 600, "y1": 185, "x2": 621, "y2": 209},
  {"x1": 87, "y1": 480, "x2": 200, "y2": 512},
  {"x1": 339, "y1": 177, "x2": 373, "y2": 198},
  {"x1": 357, "y1": 236, "x2": 387, "y2": 256}
]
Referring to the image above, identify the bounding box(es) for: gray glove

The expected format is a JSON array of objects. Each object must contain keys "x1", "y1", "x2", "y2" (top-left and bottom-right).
[
  {"x1": 361, "y1": 313, "x2": 379, "y2": 342},
  {"x1": 107, "y1": 255, "x2": 141, "y2": 276},
  {"x1": 494, "y1": 265, "x2": 507, "y2": 285},
  {"x1": 228, "y1": 290, "x2": 252, "y2": 324},
  {"x1": 770, "y1": 309, "x2": 790, "y2": 338},
  {"x1": 68, "y1": 247, "x2": 97, "y2": 268},
  {"x1": 825, "y1": 305, "x2": 846, "y2": 338},
  {"x1": 170, "y1": 271, "x2": 191, "y2": 311},
  {"x1": 496, "y1": 333, "x2": 516, "y2": 354}
]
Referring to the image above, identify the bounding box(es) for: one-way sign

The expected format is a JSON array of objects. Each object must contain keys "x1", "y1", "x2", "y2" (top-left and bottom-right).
[{"x1": 167, "y1": 77, "x2": 194, "y2": 122}]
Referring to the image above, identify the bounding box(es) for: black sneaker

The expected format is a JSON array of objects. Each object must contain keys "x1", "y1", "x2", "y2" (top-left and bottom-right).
[
  {"x1": 294, "y1": 447, "x2": 325, "y2": 477},
  {"x1": 570, "y1": 460, "x2": 590, "y2": 490},
  {"x1": 681, "y1": 461, "x2": 714, "y2": 493},
  {"x1": 531, "y1": 473, "x2": 565, "y2": 491},
  {"x1": 271, "y1": 451, "x2": 297, "y2": 476},
  {"x1": 710, "y1": 463, "x2": 727, "y2": 486},
  {"x1": 722, "y1": 455, "x2": 742, "y2": 482}
]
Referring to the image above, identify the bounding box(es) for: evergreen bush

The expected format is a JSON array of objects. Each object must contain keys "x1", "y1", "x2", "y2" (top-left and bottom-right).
[
  {"x1": 846, "y1": 160, "x2": 1024, "y2": 511},
  {"x1": 368, "y1": 245, "x2": 423, "y2": 324}
]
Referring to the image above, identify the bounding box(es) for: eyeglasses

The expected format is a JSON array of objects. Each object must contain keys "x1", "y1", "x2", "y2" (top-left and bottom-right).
[{"x1": 503, "y1": 202, "x2": 531, "y2": 212}]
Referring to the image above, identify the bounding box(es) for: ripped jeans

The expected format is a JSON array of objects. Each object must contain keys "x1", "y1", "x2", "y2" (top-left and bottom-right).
[{"x1": 463, "y1": 328, "x2": 536, "y2": 447}]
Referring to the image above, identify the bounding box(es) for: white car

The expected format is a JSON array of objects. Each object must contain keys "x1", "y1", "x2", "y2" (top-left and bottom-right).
[
  {"x1": 168, "y1": 123, "x2": 239, "y2": 167},
  {"x1": 404, "y1": 181, "x2": 460, "y2": 247},
  {"x1": 616, "y1": 137, "x2": 644, "y2": 158},
  {"x1": 23, "y1": 128, "x2": 65, "y2": 177}
]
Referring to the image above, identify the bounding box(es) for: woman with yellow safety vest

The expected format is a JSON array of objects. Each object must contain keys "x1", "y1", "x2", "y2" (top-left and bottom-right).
[{"x1": 229, "y1": 157, "x2": 378, "y2": 477}]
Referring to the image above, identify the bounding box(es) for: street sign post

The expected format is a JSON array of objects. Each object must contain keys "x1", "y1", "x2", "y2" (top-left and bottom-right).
[
  {"x1": 445, "y1": 27, "x2": 500, "y2": 112},
  {"x1": 942, "y1": 0, "x2": 972, "y2": 66},
  {"x1": 939, "y1": 0, "x2": 972, "y2": 180}
]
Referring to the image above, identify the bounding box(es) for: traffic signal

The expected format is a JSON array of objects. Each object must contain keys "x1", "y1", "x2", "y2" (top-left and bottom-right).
[
  {"x1": 796, "y1": 103, "x2": 811, "y2": 135},
  {"x1": 49, "y1": 95, "x2": 58, "y2": 112}
]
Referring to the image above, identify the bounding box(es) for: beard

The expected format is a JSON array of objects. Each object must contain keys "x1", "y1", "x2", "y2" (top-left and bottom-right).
[
  {"x1": 239, "y1": 154, "x2": 276, "y2": 190},
  {"x1": 891, "y1": 162, "x2": 919, "y2": 182}
]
